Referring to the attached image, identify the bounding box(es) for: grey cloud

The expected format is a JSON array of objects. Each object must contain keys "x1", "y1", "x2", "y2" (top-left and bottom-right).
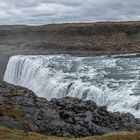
[{"x1": 0, "y1": 0, "x2": 140, "y2": 24}]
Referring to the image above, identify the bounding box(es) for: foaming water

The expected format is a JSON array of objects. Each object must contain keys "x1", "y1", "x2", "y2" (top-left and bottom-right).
[{"x1": 4, "y1": 54, "x2": 140, "y2": 117}]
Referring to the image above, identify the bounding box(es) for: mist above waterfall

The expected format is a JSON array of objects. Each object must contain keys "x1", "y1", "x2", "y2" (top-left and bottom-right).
[{"x1": 4, "y1": 54, "x2": 140, "y2": 117}]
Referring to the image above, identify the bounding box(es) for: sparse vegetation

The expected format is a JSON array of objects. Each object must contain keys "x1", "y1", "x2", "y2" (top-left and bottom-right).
[
  {"x1": 0, "y1": 109, "x2": 24, "y2": 118},
  {"x1": 0, "y1": 127, "x2": 140, "y2": 140}
]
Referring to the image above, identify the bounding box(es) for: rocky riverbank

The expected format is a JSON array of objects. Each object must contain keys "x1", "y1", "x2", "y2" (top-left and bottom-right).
[{"x1": 0, "y1": 82, "x2": 140, "y2": 137}]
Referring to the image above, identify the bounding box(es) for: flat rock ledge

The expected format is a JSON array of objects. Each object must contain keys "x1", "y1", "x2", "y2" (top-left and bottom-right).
[{"x1": 0, "y1": 82, "x2": 140, "y2": 137}]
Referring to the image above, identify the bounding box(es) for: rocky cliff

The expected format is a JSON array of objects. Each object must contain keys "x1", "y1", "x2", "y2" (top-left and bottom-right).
[
  {"x1": 1, "y1": 21, "x2": 140, "y2": 81},
  {"x1": 0, "y1": 82, "x2": 140, "y2": 137}
]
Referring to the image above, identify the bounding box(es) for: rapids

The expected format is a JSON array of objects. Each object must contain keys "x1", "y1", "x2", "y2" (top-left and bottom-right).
[{"x1": 4, "y1": 54, "x2": 140, "y2": 117}]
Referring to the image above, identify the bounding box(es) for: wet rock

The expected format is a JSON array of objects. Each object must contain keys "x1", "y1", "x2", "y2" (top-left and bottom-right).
[
  {"x1": 134, "y1": 103, "x2": 140, "y2": 110},
  {"x1": 0, "y1": 82, "x2": 140, "y2": 137}
]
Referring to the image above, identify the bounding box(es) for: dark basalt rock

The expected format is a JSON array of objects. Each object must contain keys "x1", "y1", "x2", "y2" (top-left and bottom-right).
[{"x1": 0, "y1": 82, "x2": 140, "y2": 137}]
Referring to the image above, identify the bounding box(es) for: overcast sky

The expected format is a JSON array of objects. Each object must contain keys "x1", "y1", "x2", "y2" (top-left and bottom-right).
[{"x1": 0, "y1": 0, "x2": 140, "y2": 25}]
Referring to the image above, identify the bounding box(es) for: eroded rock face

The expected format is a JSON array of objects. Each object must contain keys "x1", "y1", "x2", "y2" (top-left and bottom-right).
[
  {"x1": 1, "y1": 22, "x2": 140, "y2": 81},
  {"x1": 0, "y1": 82, "x2": 140, "y2": 137}
]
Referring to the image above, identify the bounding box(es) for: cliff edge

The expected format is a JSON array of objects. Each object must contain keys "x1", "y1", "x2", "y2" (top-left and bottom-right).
[{"x1": 1, "y1": 21, "x2": 140, "y2": 81}]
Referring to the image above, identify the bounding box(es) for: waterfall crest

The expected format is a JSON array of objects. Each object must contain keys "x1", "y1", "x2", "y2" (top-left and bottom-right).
[{"x1": 4, "y1": 55, "x2": 140, "y2": 117}]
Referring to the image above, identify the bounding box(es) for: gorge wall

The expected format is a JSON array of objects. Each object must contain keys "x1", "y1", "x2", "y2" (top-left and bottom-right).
[{"x1": 1, "y1": 21, "x2": 140, "y2": 81}]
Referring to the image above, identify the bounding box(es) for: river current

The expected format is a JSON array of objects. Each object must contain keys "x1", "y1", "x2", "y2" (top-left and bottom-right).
[{"x1": 4, "y1": 54, "x2": 140, "y2": 117}]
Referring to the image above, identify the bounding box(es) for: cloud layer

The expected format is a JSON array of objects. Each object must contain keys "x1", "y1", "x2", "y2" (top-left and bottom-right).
[{"x1": 0, "y1": 0, "x2": 140, "y2": 24}]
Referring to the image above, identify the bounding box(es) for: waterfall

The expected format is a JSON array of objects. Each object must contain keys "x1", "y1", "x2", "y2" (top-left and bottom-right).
[{"x1": 4, "y1": 54, "x2": 140, "y2": 117}]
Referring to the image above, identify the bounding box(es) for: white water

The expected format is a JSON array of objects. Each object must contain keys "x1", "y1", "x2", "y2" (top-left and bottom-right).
[{"x1": 4, "y1": 55, "x2": 140, "y2": 117}]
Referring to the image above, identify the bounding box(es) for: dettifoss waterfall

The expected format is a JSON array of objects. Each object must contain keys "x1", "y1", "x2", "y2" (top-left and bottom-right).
[{"x1": 4, "y1": 54, "x2": 140, "y2": 117}]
